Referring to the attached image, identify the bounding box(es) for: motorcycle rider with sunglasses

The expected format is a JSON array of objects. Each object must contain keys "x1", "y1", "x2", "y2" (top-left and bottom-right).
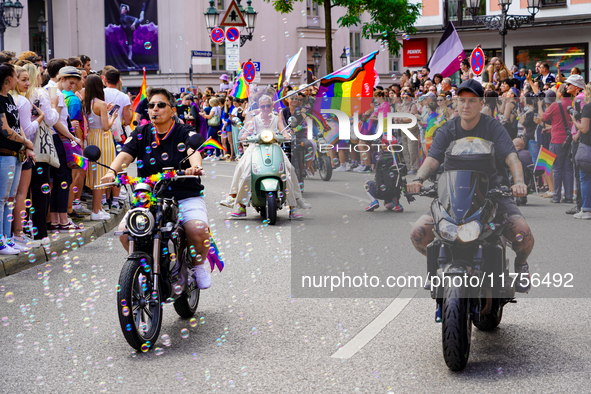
[{"x1": 101, "y1": 88, "x2": 213, "y2": 289}]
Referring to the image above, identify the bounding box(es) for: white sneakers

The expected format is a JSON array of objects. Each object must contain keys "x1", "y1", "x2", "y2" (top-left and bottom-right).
[
  {"x1": 574, "y1": 211, "x2": 591, "y2": 219},
  {"x1": 13, "y1": 233, "x2": 41, "y2": 248},
  {"x1": 296, "y1": 198, "x2": 312, "y2": 209},
  {"x1": 189, "y1": 264, "x2": 212, "y2": 289},
  {"x1": 0, "y1": 236, "x2": 20, "y2": 255},
  {"x1": 73, "y1": 204, "x2": 92, "y2": 215},
  {"x1": 334, "y1": 165, "x2": 347, "y2": 172},
  {"x1": 90, "y1": 210, "x2": 111, "y2": 221}
]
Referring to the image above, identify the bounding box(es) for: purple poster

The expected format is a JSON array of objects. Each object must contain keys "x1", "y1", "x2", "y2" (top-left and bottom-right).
[{"x1": 105, "y1": 0, "x2": 159, "y2": 72}]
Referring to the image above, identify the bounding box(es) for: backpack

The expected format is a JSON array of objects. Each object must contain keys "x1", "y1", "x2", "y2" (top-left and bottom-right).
[{"x1": 375, "y1": 151, "x2": 406, "y2": 200}]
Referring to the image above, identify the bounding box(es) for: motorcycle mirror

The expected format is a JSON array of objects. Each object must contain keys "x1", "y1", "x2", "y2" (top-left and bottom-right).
[
  {"x1": 83, "y1": 145, "x2": 101, "y2": 162},
  {"x1": 188, "y1": 133, "x2": 205, "y2": 151},
  {"x1": 288, "y1": 116, "x2": 297, "y2": 127}
]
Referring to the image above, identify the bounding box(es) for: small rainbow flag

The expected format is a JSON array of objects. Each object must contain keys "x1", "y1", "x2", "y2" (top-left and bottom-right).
[
  {"x1": 230, "y1": 63, "x2": 249, "y2": 99},
  {"x1": 73, "y1": 153, "x2": 89, "y2": 170},
  {"x1": 131, "y1": 68, "x2": 147, "y2": 130},
  {"x1": 535, "y1": 146, "x2": 557, "y2": 176},
  {"x1": 207, "y1": 229, "x2": 224, "y2": 273},
  {"x1": 198, "y1": 137, "x2": 227, "y2": 152}
]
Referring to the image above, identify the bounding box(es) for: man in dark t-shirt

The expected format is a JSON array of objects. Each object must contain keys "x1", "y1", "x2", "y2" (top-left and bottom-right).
[{"x1": 408, "y1": 79, "x2": 534, "y2": 293}]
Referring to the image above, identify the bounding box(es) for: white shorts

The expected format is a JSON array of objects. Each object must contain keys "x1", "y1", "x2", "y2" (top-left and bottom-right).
[{"x1": 178, "y1": 196, "x2": 209, "y2": 225}]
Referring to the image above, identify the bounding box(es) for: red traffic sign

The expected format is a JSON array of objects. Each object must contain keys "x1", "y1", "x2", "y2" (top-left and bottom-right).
[
  {"x1": 470, "y1": 46, "x2": 485, "y2": 76},
  {"x1": 242, "y1": 61, "x2": 256, "y2": 84},
  {"x1": 226, "y1": 27, "x2": 240, "y2": 42},
  {"x1": 211, "y1": 27, "x2": 225, "y2": 44},
  {"x1": 220, "y1": 0, "x2": 247, "y2": 27}
]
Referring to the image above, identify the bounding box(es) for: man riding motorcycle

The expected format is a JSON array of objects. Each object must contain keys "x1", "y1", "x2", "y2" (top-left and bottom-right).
[
  {"x1": 101, "y1": 88, "x2": 213, "y2": 289},
  {"x1": 221, "y1": 93, "x2": 311, "y2": 219},
  {"x1": 408, "y1": 80, "x2": 535, "y2": 293}
]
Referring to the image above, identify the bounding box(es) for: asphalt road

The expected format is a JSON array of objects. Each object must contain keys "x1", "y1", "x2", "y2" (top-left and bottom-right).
[{"x1": 1, "y1": 158, "x2": 591, "y2": 393}]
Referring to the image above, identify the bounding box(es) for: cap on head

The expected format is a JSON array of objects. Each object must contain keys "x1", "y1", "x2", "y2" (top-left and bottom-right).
[
  {"x1": 58, "y1": 66, "x2": 82, "y2": 79},
  {"x1": 544, "y1": 89, "x2": 556, "y2": 104},
  {"x1": 456, "y1": 79, "x2": 484, "y2": 98},
  {"x1": 565, "y1": 74, "x2": 585, "y2": 89}
]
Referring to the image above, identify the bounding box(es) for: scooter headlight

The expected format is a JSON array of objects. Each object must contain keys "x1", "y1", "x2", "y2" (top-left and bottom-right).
[
  {"x1": 458, "y1": 220, "x2": 481, "y2": 243},
  {"x1": 126, "y1": 208, "x2": 155, "y2": 237},
  {"x1": 438, "y1": 219, "x2": 458, "y2": 242},
  {"x1": 261, "y1": 130, "x2": 274, "y2": 143}
]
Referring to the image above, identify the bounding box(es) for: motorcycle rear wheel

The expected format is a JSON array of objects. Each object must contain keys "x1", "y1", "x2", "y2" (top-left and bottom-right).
[
  {"x1": 117, "y1": 257, "x2": 162, "y2": 351},
  {"x1": 318, "y1": 154, "x2": 332, "y2": 181},
  {"x1": 441, "y1": 283, "x2": 471, "y2": 371},
  {"x1": 266, "y1": 192, "x2": 277, "y2": 225},
  {"x1": 174, "y1": 252, "x2": 201, "y2": 318}
]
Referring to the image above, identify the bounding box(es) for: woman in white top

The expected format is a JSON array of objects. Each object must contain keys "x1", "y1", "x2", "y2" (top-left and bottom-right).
[{"x1": 10, "y1": 66, "x2": 45, "y2": 247}]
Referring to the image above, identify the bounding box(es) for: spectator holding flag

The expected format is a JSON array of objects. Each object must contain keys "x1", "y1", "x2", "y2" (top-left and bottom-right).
[{"x1": 571, "y1": 82, "x2": 591, "y2": 219}]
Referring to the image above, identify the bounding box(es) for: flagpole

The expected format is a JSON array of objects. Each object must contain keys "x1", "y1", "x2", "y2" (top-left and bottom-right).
[
  {"x1": 533, "y1": 145, "x2": 543, "y2": 195},
  {"x1": 273, "y1": 79, "x2": 323, "y2": 104}
]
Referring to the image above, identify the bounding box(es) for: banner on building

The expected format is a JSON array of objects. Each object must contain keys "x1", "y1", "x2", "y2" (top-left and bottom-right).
[
  {"x1": 403, "y1": 39, "x2": 428, "y2": 67},
  {"x1": 105, "y1": 0, "x2": 159, "y2": 72}
]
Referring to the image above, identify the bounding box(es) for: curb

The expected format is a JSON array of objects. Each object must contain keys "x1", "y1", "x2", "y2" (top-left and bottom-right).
[{"x1": 0, "y1": 209, "x2": 126, "y2": 278}]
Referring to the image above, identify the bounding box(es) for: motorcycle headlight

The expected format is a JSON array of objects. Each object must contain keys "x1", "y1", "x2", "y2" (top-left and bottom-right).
[
  {"x1": 458, "y1": 220, "x2": 481, "y2": 243},
  {"x1": 126, "y1": 208, "x2": 155, "y2": 237},
  {"x1": 438, "y1": 219, "x2": 458, "y2": 242},
  {"x1": 261, "y1": 130, "x2": 274, "y2": 143}
]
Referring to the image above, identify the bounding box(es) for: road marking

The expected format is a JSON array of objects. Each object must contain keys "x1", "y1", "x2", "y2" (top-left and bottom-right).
[
  {"x1": 327, "y1": 190, "x2": 371, "y2": 203},
  {"x1": 331, "y1": 289, "x2": 417, "y2": 359}
]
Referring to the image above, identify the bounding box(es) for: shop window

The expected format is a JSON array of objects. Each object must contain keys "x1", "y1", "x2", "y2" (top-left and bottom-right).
[{"x1": 514, "y1": 43, "x2": 587, "y2": 82}]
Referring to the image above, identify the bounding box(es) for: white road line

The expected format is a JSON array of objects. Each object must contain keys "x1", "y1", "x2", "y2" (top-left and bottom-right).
[
  {"x1": 331, "y1": 289, "x2": 417, "y2": 359},
  {"x1": 327, "y1": 190, "x2": 371, "y2": 203}
]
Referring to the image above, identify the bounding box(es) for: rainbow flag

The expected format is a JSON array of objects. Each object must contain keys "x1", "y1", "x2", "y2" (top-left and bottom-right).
[
  {"x1": 198, "y1": 137, "x2": 227, "y2": 152},
  {"x1": 131, "y1": 68, "x2": 147, "y2": 130},
  {"x1": 274, "y1": 48, "x2": 303, "y2": 112},
  {"x1": 313, "y1": 51, "x2": 379, "y2": 117},
  {"x1": 535, "y1": 146, "x2": 557, "y2": 176},
  {"x1": 73, "y1": 153, "x2": 89, "y2": 170},
  {"x1": 230, "y1": 63, "x2": 249, "y2": 99},
  {"x1": 424, "y1": 111, "x2": 439, "y2": 153},
  {"x1": 207, "y1": 229, "x2": 224, "y2": 273}
]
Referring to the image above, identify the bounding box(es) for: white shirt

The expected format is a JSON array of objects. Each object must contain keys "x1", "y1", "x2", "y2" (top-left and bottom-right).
[
  {"x1": 45, "y1": 80, "x2": 68, "y2": 135},
  {"x1": 31, "y1": 88, "x2": 59, "y2": 128},
  {"x1": 14, "y1": 95, "x2": 39, "y2": 141},
  {"x1": 219, "y1": 82, "x2": 231, "y2": 91},
  {"x1": 104, "y1": 87, "x2": 131, "y2": 125}
]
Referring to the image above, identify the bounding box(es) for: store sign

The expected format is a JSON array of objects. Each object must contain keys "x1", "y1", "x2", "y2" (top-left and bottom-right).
[{"x1": 403, "y1": 39, "x2": 428, "y2": 67}]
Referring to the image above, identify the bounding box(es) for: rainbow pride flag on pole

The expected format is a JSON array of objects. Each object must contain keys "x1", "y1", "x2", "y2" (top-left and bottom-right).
[
  {"x1": 73, "y1": 153, "x2": 89, "y2": 170},
  {"x1": 198, "y1": 137, "x2": 227, "y2": 152},
  {"x1": 535, "y1": 146, "x2": 557, "y2": 176},
  {"x1": 274, "y1": 48, "x2": 303, "y2": 112},
  {"x1": 230, "y1": 63, "x2": 249, "y2": 99},
  {"x1": 207, "y1": 229, "x2": 224, "y2": 273},
  {"x1": 131, "y1": 68, "x2": 147, "y2": 130},
  {"x1": 313, "y1": 51, "x2": 379, "y2": 117}
]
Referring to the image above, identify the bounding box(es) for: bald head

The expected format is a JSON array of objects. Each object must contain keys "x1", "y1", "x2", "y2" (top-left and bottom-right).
[{"x1": 513, "y1": 138, "x2": 525, "y2": 151}]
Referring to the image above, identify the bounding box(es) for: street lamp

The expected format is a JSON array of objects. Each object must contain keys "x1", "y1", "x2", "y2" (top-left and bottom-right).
[
  {"x1": 340, "y1": 47, "x2": 347, "y2": 67},
  {"x1": 37, "y1": 10, "x2": 47, "y2": 59},
  {"x1": 312, "y1": 46, "x2": 322, "y2": 76},
  {"x1": 203, "y1": 0, "x2": 219, "y2": 33},
  {"x1": 467, "y1": 0, "x2": 540, "y2": 64},
  {"x1": 239, "y1": 0, "x2": 258, "y2": 47},
  {"x1": 0, "y1": 0, "x2": 24, "y2": 51}
]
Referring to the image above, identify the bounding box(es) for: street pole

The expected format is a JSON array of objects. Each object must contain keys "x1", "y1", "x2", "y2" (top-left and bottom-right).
[
  {"x1": 501, "y1": 31, "x2": 506, "y2": 64},
  {"x1": 0, "y1": 26, "x2": 4, "y2": 51}
]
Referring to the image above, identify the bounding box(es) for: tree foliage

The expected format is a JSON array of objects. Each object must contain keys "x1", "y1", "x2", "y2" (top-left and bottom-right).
[{"x1": 264, "y1": 0, "x2": 422, "y2": 57}]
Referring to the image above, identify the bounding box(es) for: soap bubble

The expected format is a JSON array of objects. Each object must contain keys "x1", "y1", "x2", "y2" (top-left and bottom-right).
[
  {"x1": 137, "y1": 160, "x2": 144, "y2": 168},
  {"x1": 284, "y1": 31, "x2": 289, "y2": 37},
  {"x1": 261, "y1": 35, "x2": 266, "y2": 42},
  {"x1": 145, "y1": 146, "x2": 152, "y2": 154},
  {"x1": 37, "y1": 167, "x2": 43, "y2": 175},
  {"x1": 8, "y1": 171, "x2": 13, "y2": 179},
  {"x1": 402, "y1": 33, "x2": 410, "y2": 40},
  {"x1": 181, "y1": 328, "x2": 189, "y2": 338},
  {"x1": 161, "y1": 152, "x2": 169, "y2": 161},
  {"x1": 61, "y1": 181, "x2": 68, "y2": 189},
  {"x1": 149, "y1": 158, "x2": 156, "y2": 165},
  {"x1": 144, "y1": 42, "x2": 152, "y2": 50},
  {"x1": 177, "y1": 143, "x2": 186, "y2": 152},
  {"x1": 190, "y1": 318, "x2": 197, "y2": 327},
  {"x1": 41, "y1": 184, "x2": 50, "y2": 194},
  {"x1": 5, "y1": 292, "x2": 14, "y2": 303},
  {"x1": 313, "y1": 17, "x2": 318, "y2": 24},
  {"x1": 25, "y1": 199, "x2": 32, "y2": 208},
  {"x1": 283, "y1": 18, "x2": 287, "y2": 23}
]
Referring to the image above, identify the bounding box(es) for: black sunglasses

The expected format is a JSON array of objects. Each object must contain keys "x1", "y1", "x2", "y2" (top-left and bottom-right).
[
  {"x1": 260, "y1": 104, "x2": 272, "y2": 109},
  {"x1": 148, "y1": 102, "x2": 171, "y2": 109}
]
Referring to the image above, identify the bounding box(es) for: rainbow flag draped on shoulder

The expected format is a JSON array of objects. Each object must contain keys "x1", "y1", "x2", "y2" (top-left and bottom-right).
[
  {"x1": 313, "y1": 51, "x2": 379, "y2": 117},
  {"x1": 230, "y1": 63, "x2": 249, "y2": 99},
  {"x1": 535, "y1": 146, "x2": 557, "y2": 176}
]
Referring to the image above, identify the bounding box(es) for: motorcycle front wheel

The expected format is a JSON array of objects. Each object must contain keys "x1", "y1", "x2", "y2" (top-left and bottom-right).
[
  {"x1": 441, "y1": 283, "x2": 471, "y2": 371},
  {"x1": 318, "y1": 154, "x2": 332, "y2": 181},
  {"x1": 266, "y1": 192, "x2": 277, "y2": 225},
  {"x1": 117, "y1": 257, "x2": 162, "y2": 351}
]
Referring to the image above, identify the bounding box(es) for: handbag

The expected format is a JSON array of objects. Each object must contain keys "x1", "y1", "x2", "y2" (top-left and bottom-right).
[
  {"x1": 208, "y1": 108, "x2": 221, "y2": 126},
  {"x1": 575, "y1": 141, "x2": 591, "y2": 173},
  {"x1": 33, "y1": 121, "x2": 60, "y2": 168}
]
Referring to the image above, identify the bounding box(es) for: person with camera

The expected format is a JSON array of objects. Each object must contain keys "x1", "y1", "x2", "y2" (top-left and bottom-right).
[
  {"x1": 538, "y1": 83, "x2": 574, "y2": 204},
  {"x1": 568, "y1": 77, "x2": 589, "y2": 218}
]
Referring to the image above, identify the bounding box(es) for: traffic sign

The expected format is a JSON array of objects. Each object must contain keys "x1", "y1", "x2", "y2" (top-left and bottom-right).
[
  {"x1": 243, "y1": 61, "x2": 256, "y2": 84},
  {"x1": 180, "y1": 87, "x2": 185, "y2": 93},
  {"x1": 226, "y1": 27, "x2": 240, "y2": 42},
  {"x1": 219, "y1": 0, "x2": 247, "y2": 27},
  {"x1": 252, "y1": 62, "x2": 261, "y2": 83},
  {"x1": 211, "y1": 27, "x2": 225, "y2": 44},
  {"x1": 225, "y1": 28, "x2": 240, "y2": 71},
  {"x1": 470, "y1": 46, "x2": 485, "y2": 76},
  {"x1": 191, "y1": 50, "x2": 212, "y2": 57}
]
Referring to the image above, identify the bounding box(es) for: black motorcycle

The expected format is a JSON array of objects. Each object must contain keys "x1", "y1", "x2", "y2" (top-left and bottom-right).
[
  {"x1": 83, "y1": 135, "x2": 206, "y2": 351},
  {"x1": 408, "y1": 138, "x2": 518, "y2": 371}
]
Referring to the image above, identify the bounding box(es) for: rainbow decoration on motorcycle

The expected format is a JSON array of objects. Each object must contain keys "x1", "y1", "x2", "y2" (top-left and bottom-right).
[{"x1": 116, "y1": 170, "x2": 178, "y2": 208}]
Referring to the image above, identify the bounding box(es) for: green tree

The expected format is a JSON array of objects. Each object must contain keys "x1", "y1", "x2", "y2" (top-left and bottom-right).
[{"x1": 264, "y1": 0, "x2": 421, "y2": 74}]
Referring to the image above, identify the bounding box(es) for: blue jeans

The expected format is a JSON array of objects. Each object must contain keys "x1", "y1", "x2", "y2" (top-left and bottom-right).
[
  {"x1": 580, "y1": 169, "x2": 591, "y2": 212},
  {"x1": 550, "y1": 143, "x2": 574, "y2": 202},
  {"x1": 0, "y1": 155, "x2": 22, "y2": 237}
]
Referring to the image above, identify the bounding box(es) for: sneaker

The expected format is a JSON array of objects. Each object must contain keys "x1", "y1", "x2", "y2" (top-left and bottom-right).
[
  {"x1": 0, "y1": 239, "x2": 19, "y2": 255},
  {"x1": 408, "y1": 170, "x2": 417, "y2": 175},
  {"x1": 13, "y1": 234, "x2": 41, "y2": 248},
  {"x1": 550, "y1": 199, "x2": 561, "y2": 203},
  {"x1": 354, "y1": 165, "x2": 371, "y2": 173},
  {"x1": 334, "y1": 165, "x2": 347, "y2": 172},
  {"x1": 385, "y1": 198, "x2": 404, "y2": 212},
  {"x1": 306, "y1": 169, "x2": 313, "y2": 178},
  {"x1": 49, "y1": 223, "x2": 61, "y2": 232},
  {"x1": 296, "y1": 198, "x2": 312, "y2": 209},
  {"x1": 60, "y1": 221, "x2": 82, "y2": 231},
  {"x1": 80, "y1": 191, "x2": 92, "y2": 201},
  {"x1": 566, "y1": 206, "x2": 580, "y2": 215},
  {"x1": 346, "y1": 162, "x2": 356, "y2": 171},
  {"x1": 365, "y1": 200, "x2": 379, "y2": 212},
  {"x1": 72, "y1": 204, "x2": 92, "y2": 215},
  {"x1": 100, "y1": 208, "x2": 112, "y2": 217},
  {"x1": 289, "y1": 208, "x2": 303, "y2": 220},
  {"x1": 576, "y1": 211, "x2": 591, "y2": 220},
  {"x1": 189, "y1": 264, "x2": 212, "y2": 289},
  {"x1": 110, "y1": 204, "x2": 121, "y2": 215},
  {"x1": 3, "y1": 236, "x2": 26, "y2": 252},
  {"x1": 220, "y1": 196, "x2": 236, "y2": 208},
  {"x1": 230, "y1": 205, "x2": 246, "y2": 218},
  {"x1": 562, "y1": 199, "x2": 574, "y2": 204},
  {"x1": 90, "y1": 211, "x2": 110, "y2": 221},
  {"x1": 514, "y1": 263, "x2": 531, "y2": 293},
  {"x1": 102, "y1": 203, "x2": 110, "y2": 212}
]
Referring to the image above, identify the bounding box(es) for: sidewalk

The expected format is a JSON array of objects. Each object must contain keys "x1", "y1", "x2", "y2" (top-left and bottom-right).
[{"x1": 0, "y1": 208, "x2": 126, "y2": 278}]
